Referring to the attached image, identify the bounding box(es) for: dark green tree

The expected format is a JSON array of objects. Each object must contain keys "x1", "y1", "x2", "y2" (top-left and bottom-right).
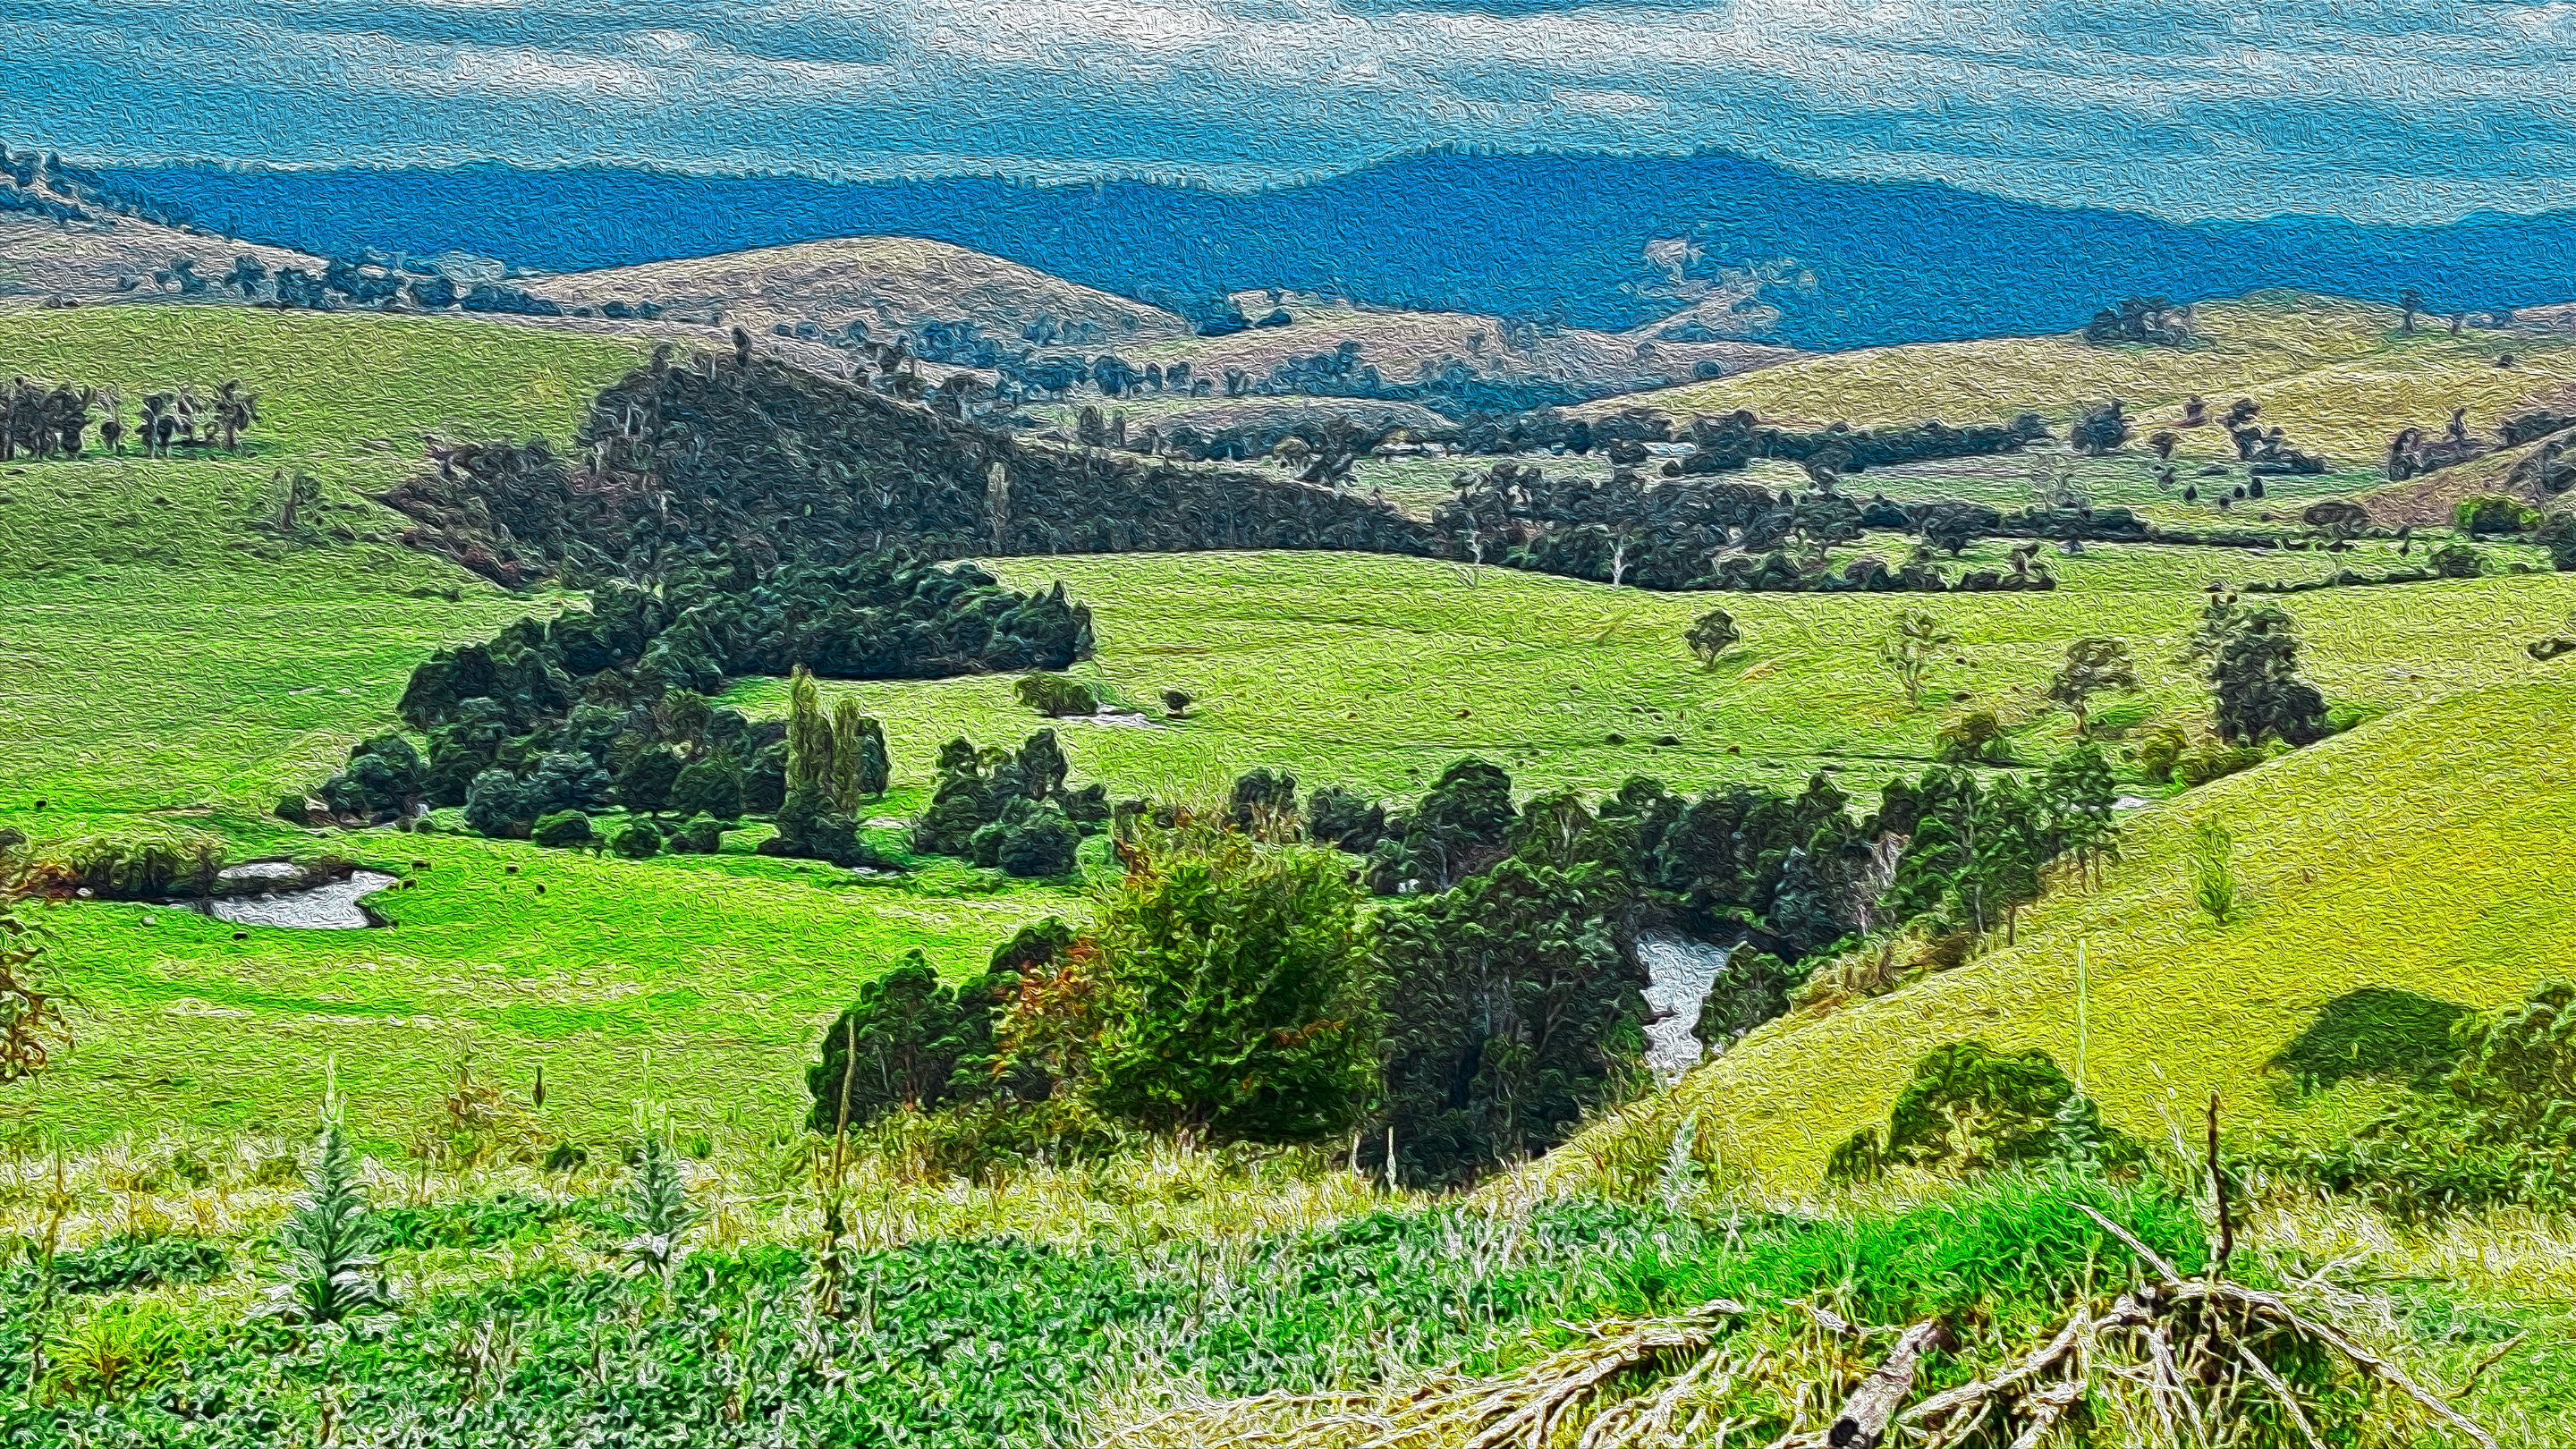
[
  {"x1": 1371, "y1": 856, "x2": 1643, "y2": 1186},
  {"x1": 669, "y1": 757, "x2": 743, "y2": 821},
  {"x1": 2207, "y1": 604, "x2": 2330, "y2": 746},
  {"x1": 615, "y1": 747, "x2": 681, "y2": 815},
  {"x1": 805, "y1": 951, "x2": 1000, "y2": 1133}
]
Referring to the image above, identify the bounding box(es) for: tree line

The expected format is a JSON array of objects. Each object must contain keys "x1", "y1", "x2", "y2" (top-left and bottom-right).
[{"x1": 0, "y1": 377, "x2": 256, "y2": 460}]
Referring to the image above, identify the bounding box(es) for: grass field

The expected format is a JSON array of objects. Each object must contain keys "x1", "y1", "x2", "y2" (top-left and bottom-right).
[
  {"x1": 9, "y1": 301, "x2": 2576, "y2": 1157},
  {"x1": 1589, "y1": 291, "x2": 2576, "y2": 464},
  {"x1": 1536, "y1": 657, "x2": 2576, "y2": 1197}
]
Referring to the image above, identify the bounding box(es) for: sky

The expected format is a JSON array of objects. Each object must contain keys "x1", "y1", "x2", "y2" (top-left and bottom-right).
[{"x1": 7, "y1": 0, "x2": 2576, "y2": 224}]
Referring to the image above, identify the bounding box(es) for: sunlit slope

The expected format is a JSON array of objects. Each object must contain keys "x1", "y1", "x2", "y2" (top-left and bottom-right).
[
  {"x1": 1587, "y1": 291, "x2": 2576, "y2": 462},
  {"x1": 1530, "y1": 658, "x2": 2576, "y2": 1197}
]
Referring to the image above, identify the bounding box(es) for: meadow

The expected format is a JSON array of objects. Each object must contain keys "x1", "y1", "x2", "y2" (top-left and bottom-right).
[{"x1": 8, "y1": 302, "x2": 2576, "y2": 1152}]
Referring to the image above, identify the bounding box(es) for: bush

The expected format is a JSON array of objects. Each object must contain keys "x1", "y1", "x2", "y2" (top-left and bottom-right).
[
  {"x1": 609, "y1": 820, "x2": 661, "y2": 859},
  {"x1": 1053, "y1": 830, "x2": 1378, "y2": 1145},
  {"x1": 668, "y1": 758, "x2": 743, "y2": 821},
  {"x1": 665, "y1": 814, "x2": 730, "y2": 854},
  {"x1": 615, "y1": 748, "x2": 681, "y2": 813},
  {"x1": 2427, "y1": 541, "x2": 2486, "y2": 579},
  {"x1": 992, "y1": 805, "x2": 1080, "y2": 877},
  {"x1": 463, "y1": 769, "x2": 535, "y2": 839},
  {"x1": 1014, "y1": 674, "x2": 1099, "y2": 717},
  {"x1": 2272, "y1": 980, "x2": 2576, "y2": 1218},
  {"x1": 32, "y1": 825, "x2": 226, "y2": 899},
  {"x1": 806, "y1": 950, "x2": 1013, "y2": 1133},
  {"x1": 2452, "y1": 494, "x2": 2537, "y2": 536},
  {"x1": 531, "y1": 809, "x2": 594, "y2": 849},
  {"x1": 1934, "y1": 708, "x2": 2010, "y2": 765},
  {"x1": 2174, "y1": 739, "x2": 2264, "y2": 787},
  {"x1": 318, "y1": 732, "x2": 423, "y2": 821},
  {"x1": 1828, "y1": 1040, "x2": 2138, "y2": 1183}
]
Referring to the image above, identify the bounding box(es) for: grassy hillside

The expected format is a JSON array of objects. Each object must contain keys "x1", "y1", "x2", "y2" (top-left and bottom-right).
[
  {"x1": 1589, "y1": 291, "x2": 2576, "y2": 464},
  {"x1": 10, "y1": 302, "x2": 2576, "y2": 1154},
  {"x1": 1137, "y1": 294, "x2": 1800, "y2": 399},
  {"x1": 1533, "y1": 658, "x2": 2576, "y2": 1199},
  {"x1": 0, "y1": 211, "x2": 323, "y2": 305},
  {"x1": 521, "y1": 236, "x2": 1192, "y2": 347}
]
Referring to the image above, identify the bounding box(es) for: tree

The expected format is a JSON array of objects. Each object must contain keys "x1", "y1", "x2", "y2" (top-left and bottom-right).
[
  {"x1": 615, "y1": 747, "x2": 681, "y2": 815},
  {"x1": 2046, "y1": 636, "x2": 2139, "y2": 737},
  {"x1": 1075, "y1": 831, "x2": 1378, "y2": 1145},
  {"x1": 1684, "y1": 607, "x2": 1741, "y2": 668},
  {"x1": 1878, "y1": 608, "x2": 1953, "y2": 708},
  {"x1": 2069, "y1": 400, "x2": 2133, "y2": 455},
  {"x1": 532, "y1": 809, "x2": 595, "y2": 849},
  {"x1": 1372, "y1": 855, "x2": 1642, "y2": 1186},
  {"x1": 668, "y1": 757, "x2": 743, "y2": 821},
  {"x1": 827, "y1": 699, "x2": 886, "y2": 810},
  {"x1": 2399, "y1": 287, "x2": 2426, "y2": 334},
  {"x1": 212, "y1": 379, "x2": 256, "y2": 450},
  {"x1": 1962, "y1": 778, "x2": 2046, "y2": 943},
  {"x1": 785, "y1": 664, "x2": 833, "y2": 796},
  {"x1": 2039, "y1": 741, "x2": 2120, "y2": 889},
  {"x1": 805, "y1": 951, "x2": 1004, "y2": 1132},
  {"x1": 1829, "y1": 1040, "x2": 2130, "y2": 1182},
  {"x1": 463, "y1": 769, "x2": 535, "y2": 839},
  {"x1": 2207, "y1": 604, "x2": 2329, "y2": 746}
]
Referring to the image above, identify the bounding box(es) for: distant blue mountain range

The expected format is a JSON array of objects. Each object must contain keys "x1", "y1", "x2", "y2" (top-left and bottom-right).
[{"x1": 100, "y1": 150, "x2": 2576, "y2": 351}]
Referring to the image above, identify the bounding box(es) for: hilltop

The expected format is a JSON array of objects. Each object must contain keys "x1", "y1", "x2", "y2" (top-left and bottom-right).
[
  {"x1": 518, "y1": 236, "x2": 1194, "y2": 349},
  {"x1": 1586, "y1": 290, "x2": 2576, "y2": 463},
  {"x1": 98, "y1": 150, "x2": 2576, "y2": 350},
  {"x1": 0, "y1": 162, "x2": 326, "y2": 305}
]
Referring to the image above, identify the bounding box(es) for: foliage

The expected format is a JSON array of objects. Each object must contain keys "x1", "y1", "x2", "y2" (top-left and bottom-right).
[
  {"x1": 1827, "y1": 1040, "x2": 2137, "y2": 1182},
  {"x1": 531, "y1": 809, "x2": 595, "y2": 850},
  {"x1": 2068, "y1": 399, "x2": 2134, "y2": 454},
  {"x1": 2276, "y1": 979, "x2": 2576, "y2": 1218},
  {"x1": 1062, "y1": 830, "x2": 1379, "y2": 1145},
  {"x1": 40, "y1": 1299, "x2": 194, "y2": 1406},
  {"x1": 1014, "y1": 674, "x2": 1099, "y2": 717},
  {"x1": 2453, "y1": 494, "x2": 2538, "y2": 536},
  {"x1": 265, "y1": 1091, "x2": 395, "y2": 1326},
  {"x1": 668, "y1": 758, "x2": 742, "y2": 821},
  {"x1": 2428, "y1": 541, "x2": 2487, "y2": 579},
  {"x1": 2046, "y1": 635, "x2": 2139, "y2": 736},
  {"x1": 1933, "y1": 707, "x2": 2010, "y2": 765},
  {"x1": 1877, "y1": 607, "x2": 1952, "y2": 708},
  {"x1": 0, "y1": 854, "x2": 69, "y2": 1084},
  {"x1": 617, "y1": 1130, "x2": 697, "y2": 1283},
  {"x1": 806, "y1": 951, "x2": 1013, "y2": 1133},
  {"x1": 912, "y1": 729, "x2": 1105, "y2": 873},
  {"x1": 1364, "y1": 757, "x2": 1517, "y2": 893},
  {"x1": 26, "y1": 823, "x2": 226, "y2": 899},
  {"x1": 2204, "y1": 598, "x2": 2330, "y2": 747},
  {"x1": 1682, "y1": 606, "x2": 1740, "y2": 667},
  {"x1": 1371, "y1": 856, "x2": 1644, "y2": 1186},
  {"x1": 2190, "y1": 818, "x2": 2237, "y2": 924},
  {"x1": 318, "y1": 731, "x2": 425, "y2": 822},
  {"x1": 608, "y1": 820, "x2": 662, "y2": 859}
]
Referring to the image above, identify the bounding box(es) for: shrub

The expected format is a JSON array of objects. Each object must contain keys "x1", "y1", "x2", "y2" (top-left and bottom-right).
[
  {"x1": 1160, "y1": 689, "x2": 1193, "y2": 717},
  {"x1": 33, "y1": 825, "x2": 225, "y2": 899},
  {"x1": 2536, "y1": 510, "x2": 2576, "y2": 570},
  {"x1": 2189, "y1": 818, "x2": 2235, "y2": 924},
  {"x1": 1684, "y1": 607, "x2": 1741, "y2": 667},
  {"x1": 462, "y1": 768, "x2": 535, "y2": 839},
  {"x1": 2427, "y1": 541, "x2": 2486, "y2": 579},
  {"x1": 614, "y1": 747, "x2": 681, "y2": 813},
  {"x1": 1068, "y1": 830, "x2": 1379, "y2": 1145},
  {"x1": 2174, "y1": 740, "x2": 2264, "y2": 787},
  {"x1": 805, "y1": 950, "x2": 1012, "y2": 1133},
  {"x1": 266, "y1": 1094, "x2": 394, "y2": 1326},
  {"x1": 318, "y1": 732, "x2": 423, "y2": 821},
  {"x1": 992, "y1": 805, "x2": 1080, "y2": 877},
  {"x1": 609, "y1": 820, "x2": 661, "y2": 859},
  {"x1": 1828, "y1": 1040, "x2": 2137, "y2": 1182},
  {"x1": 2452, "y1": 494, "x2": 2537, "y2": 536},
  {"x1": 1014, "y1": 673, "x2": 1099, "y2": 717},
  {"x1": 1934, "y1": 708, "x2": 2010, "y2": 764},
  {"x1": 668, "y1": 757, "x2": 743, "y2": 821},
  {"x1": 530, "y1": 809, "x2": 595, "y2": 849},
  {"x1": 665, "y1": 814, "x2": 730, "y2": 854},
  {"x1": 525, "y1": 751, "x2": 613, "y2": 816}
]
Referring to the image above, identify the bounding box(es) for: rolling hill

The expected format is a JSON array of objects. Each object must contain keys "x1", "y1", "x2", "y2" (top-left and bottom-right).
[
  {"x1": 97, "y1": 151, "x2": 2576, "y2": 350},
  {"x1": 1586, "y1": 290, "x2": 2576, "y2": 465},
  {"x1": 1531, "y1": 654, "x2": 2576, "y2": 1199},
  {"x1": 518, "y1": 236, "x2": 1194, "y2": 349},
  {"x1": 0, "y1": 169, "x2": 326, "y2": 306}
]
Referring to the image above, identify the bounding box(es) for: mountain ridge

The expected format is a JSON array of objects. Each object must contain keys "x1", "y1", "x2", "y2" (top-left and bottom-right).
[{"x1": 96, "y1": 148, "x2": 2576, "y2": 352}]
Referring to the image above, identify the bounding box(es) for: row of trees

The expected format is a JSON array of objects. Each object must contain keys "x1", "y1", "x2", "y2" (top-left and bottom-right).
[{"x1": 0, "y1": 377, "x2": 255, "y2": 461}]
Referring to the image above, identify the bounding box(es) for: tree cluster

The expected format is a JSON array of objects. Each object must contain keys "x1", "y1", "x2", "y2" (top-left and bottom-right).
[
  {"x1": 0, "y1": 377, "x2": 255, "y2": 461},
  {"x1": 383, "y1": 349, "x2": 1429, "y2": 587},
  {"x1": 911, "y1": 729, "x2": 1107, "y2": 877},
  {"x1": 311, "y1": 555, "x2": 1089, "y2": 855}
]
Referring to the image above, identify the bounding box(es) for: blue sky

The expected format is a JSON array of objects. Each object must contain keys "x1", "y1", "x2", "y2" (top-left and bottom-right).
[{"x1": 7, "y1": 0, "x2": 2575, "y2": 222}]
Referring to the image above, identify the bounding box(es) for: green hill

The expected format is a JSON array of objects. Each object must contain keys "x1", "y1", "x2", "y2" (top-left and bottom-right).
[
  {"x1": 1531, "y1": 657, "x2": 2576, "y2": 1199},
  {"x1": 1586, "y1": 291, "x2": 2576, "y2": 465}
]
